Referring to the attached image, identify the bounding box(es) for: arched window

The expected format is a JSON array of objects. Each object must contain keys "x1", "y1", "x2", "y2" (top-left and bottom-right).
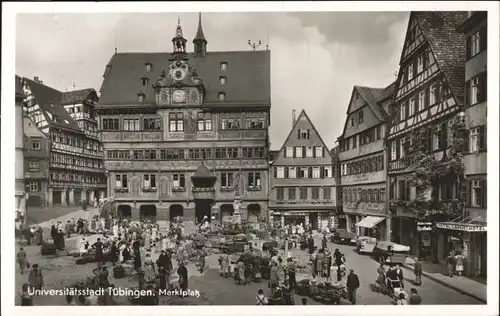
[{"x1": 368, "y1": 189, "x2": 373, "y2": 202}]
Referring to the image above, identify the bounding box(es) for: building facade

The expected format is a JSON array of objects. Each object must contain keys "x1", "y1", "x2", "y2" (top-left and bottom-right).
[
  {"x1": 338, "y1": 83, "x2": 395, "y2": 240},
  {"x1": 269, "y1": 110, "x2": 337, "y2": 230},
  {"x1": 15, "y1": 76, "x2": 26, "y2": 222},
  {"x1": 24, "y1": 116, "x2": 51, "y2": 207},
  {"x1": 21, "y1": 76, "x2": 106, "y2": 206},
  {"x1": 387, "y1": 12, "x2": 468, "y2": 258},
  {"x1": 453, "y1": 11, "x2": 488, "y2": 277},
  {"x1": 96, "y1": 16, "x2": 271, "y2": 223}
]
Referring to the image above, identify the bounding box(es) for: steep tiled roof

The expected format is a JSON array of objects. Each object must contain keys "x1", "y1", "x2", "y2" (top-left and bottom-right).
[
  {"x1": 61, "y1": 88, "x2": 96, "y2": 106},
  {"x1": 413, "y1": 11, "x2": 468, "y2": 104},
  {"x1": 24, "y1": 78, "x2": 82, "y2": 133},
  {"x1": 98, "y1": 51, "x2": 271, "y2": 107},
  {"x1": 192, "y1": 162, "x2": 214, "y2": 178},
  {"x1": 353, "y1": 81, "x2": 396, "y2": 121}
]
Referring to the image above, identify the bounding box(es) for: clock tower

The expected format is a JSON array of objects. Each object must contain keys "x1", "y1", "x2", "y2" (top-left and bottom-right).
[{"x1": 153, "y1": 17, "x2": 205, "y2": 107}]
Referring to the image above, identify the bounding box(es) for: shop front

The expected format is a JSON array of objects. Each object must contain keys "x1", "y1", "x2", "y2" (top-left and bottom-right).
[{"x1": 436, "y1": 221, "x2": 487, "y2": 277}]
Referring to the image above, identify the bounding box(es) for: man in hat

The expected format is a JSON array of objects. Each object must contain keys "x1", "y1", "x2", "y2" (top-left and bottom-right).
[{"x1": 346, "y1": 269, "x2": 360, "y2": 305}]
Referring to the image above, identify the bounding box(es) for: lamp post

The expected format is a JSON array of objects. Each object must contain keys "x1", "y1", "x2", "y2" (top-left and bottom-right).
[
  {"x1": 105, "y1": 170, "x2": 110, "y2": 199},
  {"x1": 248, "y1": 40, "x2": 262, "y2": 51}
]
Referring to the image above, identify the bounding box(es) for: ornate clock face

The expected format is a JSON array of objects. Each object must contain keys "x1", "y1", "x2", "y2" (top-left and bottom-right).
[
  {"x1": 173, "y1": 90, "x2": 186, "y2": 103},
  {"x1": 172, "y1": 69, "x2": 186, "y2": 81}
]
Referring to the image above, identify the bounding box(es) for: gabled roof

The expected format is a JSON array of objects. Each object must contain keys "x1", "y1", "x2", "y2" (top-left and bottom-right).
[
  {"x1": 61, "y1": 88, "x2": 97, "y2": 106},
  {"x1": 23, "y1": 78, "x2": 83, "y2": 133},
  {"x1": 271, "y1": 109, "x2": 333, "y2": 166},
  {"x1": 192, "y1": 162, "x2": 214, "y2": 178},
  {"x1": 406, "y1": 12, "x2": 468, "y2": 104},
  {"x1": 339, "y1": 81, "x2": 396, "y2": 139},
  {"x1": 98, "y1": 50, "x2": 271, "y2": 107},
  {"x1": 24, "y1": 116, "x2": 47, "y2": 138}
]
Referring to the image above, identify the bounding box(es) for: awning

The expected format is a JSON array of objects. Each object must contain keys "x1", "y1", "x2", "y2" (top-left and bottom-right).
[
  {"x1": 355, "y1": 216, "x2": 385, "y2": 229},
  {"x1": 436, "y1": 215, "x2": 487, "y2": 232}
]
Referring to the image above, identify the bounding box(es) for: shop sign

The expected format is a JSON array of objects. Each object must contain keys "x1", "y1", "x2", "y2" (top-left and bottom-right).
[
  {"x1": 417, "y1": 222, "x2": 433, "y2": 232},
  {"x1": 436, "y1": 222, "x2": 487, "y2": 232},
  {"x1": 283, "y1": 212, "x2": 308, "y2": 216}
]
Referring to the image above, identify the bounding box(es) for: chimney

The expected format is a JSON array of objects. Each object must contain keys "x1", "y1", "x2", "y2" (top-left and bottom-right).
[
  {"x1": 34, "y1": 76, "x2": 39, "y2": 82},
  {"x1": 292, "y1": 109, "x2": 296, "y2": 125}
]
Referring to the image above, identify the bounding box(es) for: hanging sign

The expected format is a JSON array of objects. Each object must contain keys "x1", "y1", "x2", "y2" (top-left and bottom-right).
[{"x1": 417, "y1": 222, "x2": 433, "y2": 232}]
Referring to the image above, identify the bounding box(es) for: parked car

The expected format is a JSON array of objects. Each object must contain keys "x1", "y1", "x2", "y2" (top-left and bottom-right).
[
  {"x1": 330, "y1": 229, "x2": 356, "y2": 245},
  {"x1": 372, "y1": 241, "x2": 410, "y2": 265},
  {"x1": 356, "y1": 236, "x2": 377, "y2": 254}
]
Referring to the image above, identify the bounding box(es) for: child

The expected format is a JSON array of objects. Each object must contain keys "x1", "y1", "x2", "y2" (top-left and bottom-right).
[
  {"x1": 256, "y1": 289, "x2": 268, "y2": 305},
  {"x1": 301, "y1": 297, "x2": 308, "y2": 305}
]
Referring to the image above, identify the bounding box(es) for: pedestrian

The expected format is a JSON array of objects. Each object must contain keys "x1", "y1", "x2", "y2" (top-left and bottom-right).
[
  {"x1": 286, "y1": 257, "x2": 297, "y2": 290},
  {"x1": 159, "y1": 267, "x2": 168, "y2": 290},
  {"x1": 110, "y1": 241, "x2": 118, "y2": 265},
  {"x1": 177, "y1": 261, "x2": 188, "y2": 291},
  {"x1": 309, "y1": 272, "x2": 319, "y2": 297},
  {"x1": 269, "y1": 261, "x2": 279, "y2": 294},
  {"x1": 50, "y1": 222, "x2": 57, "y2": 241},
  {"x1": 17, "y1": 247, "x2": 29, "y2": 275},
  {"x1": 65, "y1": 220, "x2": 72, "y2": 238},
  {"x1": 322, "y1": 235, "x2": 327, "y2": 250},
  {"x1": 198, "y1": 249, "x2": 206, "y2": 273},
  {"x1": 93, "y1": 238, "x2": 104, "y2": 263},
  {"x1": 409, "y1": 288, "x2": 422, "y2": 305},
  {"x1": 446, "y1": 252, "x2": 455, "y2": 277},
  {"x1": 143, "y1": 253, "x2": 156, "y2": 283},
  {"x1": 28, "y1": 264, "x2": 44, "y2": 290},
  {"x1": 346, "y1": 269, "x2": 360, "y2": 305},
  {"x1": 377, "y1": 263, "x2": 386, "y2": 287},
  {"x1": 98, "y1": 266, "x2": 110, "y2": 288},
  {"x1": 133, "y1": 249, "x2": 142, "y2": 271},
  {"x1": 455, "y1": 252, "x2": 465, "y2": 276},
  {"x1": 301, "y1": 297, "x2": 308, "y2": 305},
  {"x1": 256, "y1": 288, "x2": 268, "y2": 305},
  {"x1": 20, "y1": 283, "x2": 33, "y2": 306},
  {"x1": 237, "y1": 260, "x2": 246, "y2": 285},
  {"x1": 395, "y1": 264, "x2": 404, "y2": 289},
  {"x1": 414, "y1": 258, "x2": 422, "y2": 285}
]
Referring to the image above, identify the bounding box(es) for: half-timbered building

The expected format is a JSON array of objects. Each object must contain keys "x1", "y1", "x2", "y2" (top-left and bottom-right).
[
  {"x1": 96, "y1": 16, "x2": 271, "y2": 223},
  {"x1": 338, "y1": 82, "x2": 395, "y2": 240},
  {"x1": 21, "y1": 76, "x2": 106, "y2": 206},
  {"x1": 387, "y1": 12, "x2": 468, "y2": 256},
  {"x1": 269, "y1": 110, "x2": 337, "y2": 230}
]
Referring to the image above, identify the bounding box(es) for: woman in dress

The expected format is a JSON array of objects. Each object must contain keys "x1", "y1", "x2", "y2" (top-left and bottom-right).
[
  {"x1": 162, "y1": 235, "x2": 168, "y2": 252},
  {"x1": 112, "y1": 222, "x2": 119, "y2": 240},
  {"x1": 79, "y1": 236, "x2": 88, "y2": 256},
  {"x1": 221, "y1": 250, "x2": 230, "y2": 278},
  {"x1": 143, "y1": 253, "x2": 156, "y2": 283},
  {"x1": 455, "y1": 252, "x2": 465, "y2": 276},
  {"x1": 145, "y1": 231, "x2": 152, "y2": 252}
]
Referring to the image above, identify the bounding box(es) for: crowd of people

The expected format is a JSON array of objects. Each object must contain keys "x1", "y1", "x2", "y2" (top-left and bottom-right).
[{"x1": 17, "y1": 210, "x2": 210, "y2": 306}]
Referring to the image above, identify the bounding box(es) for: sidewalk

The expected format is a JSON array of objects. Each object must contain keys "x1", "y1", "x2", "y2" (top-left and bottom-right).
[{"x1": 403, "y1": 257, "x2": 487, "y2": 303}]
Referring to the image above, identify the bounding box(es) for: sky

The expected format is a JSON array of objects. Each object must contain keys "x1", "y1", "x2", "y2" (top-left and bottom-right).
[{"x1": 16, "y1": 11, "x2": 409, "y2": 150}]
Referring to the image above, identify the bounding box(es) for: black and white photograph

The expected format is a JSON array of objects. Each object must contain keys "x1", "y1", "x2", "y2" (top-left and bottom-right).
[{"x1": 1, "y1": 2, "x2": 498, "y2": 315}]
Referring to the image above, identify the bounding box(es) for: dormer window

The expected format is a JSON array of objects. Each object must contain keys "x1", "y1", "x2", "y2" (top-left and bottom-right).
[
  {"x1": 141, "y1": 77, "x2": 149, "y2": 86},
  {"x1": 137, "y1": 93, "x2": 145, "y2": 102},
  {"x1": 145, "y1": 63, "x2": 152, "y2": 72},
  {"x1": 219, "y1": 76, "x2": 227, "y2": 85},
  {"x1": 220, "y1": 62, "x2": 228, "y2": 72},
  {"x1": 218, "y1": 92, "x2": 226, "y2": 101}
]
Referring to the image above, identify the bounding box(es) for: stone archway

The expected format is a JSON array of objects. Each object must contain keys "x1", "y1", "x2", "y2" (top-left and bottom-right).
[
  {"x1": 140, "y1": 204, "x2": 157, "y2": 221},
  {"x1": 220, "y1": 204, "x2": 234, "y2": 221},
  {"x1": 117, "y1": 204, "x2": 132, "y2": 218},
  {"x1": 247, "y1": 203, "x2": 261, "y2": 223},
  {"x1": 169, "y1": 204, "x2": 184, "y2": 222}
]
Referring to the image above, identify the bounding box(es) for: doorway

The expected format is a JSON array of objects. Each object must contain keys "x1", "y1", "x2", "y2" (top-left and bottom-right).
[
  {"x1": 117, "y1": 205, "x2": 132, "y2": 219},
  {"x1": 140, "y1": 205, "x2": 157, "y2": 222},
  {"x1": 169, "y1": 205, "x2": 184, "y2": 222},
  {"x1": 247, "y1": 204, "x2": 261, "y2": 223},
  {"x1": 195, "y1": 200, "x2": 212, "y2": 224}
]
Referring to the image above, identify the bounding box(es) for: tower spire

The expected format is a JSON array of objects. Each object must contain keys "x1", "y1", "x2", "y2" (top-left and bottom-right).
[{"x1": 193, "y1": 12, "x2": 208, "y2": 57}]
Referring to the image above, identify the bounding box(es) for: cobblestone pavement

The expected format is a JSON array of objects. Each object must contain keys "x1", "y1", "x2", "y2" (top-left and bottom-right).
[{"x1": 15, "y1": 234, "x2": 483, "y2": 305}]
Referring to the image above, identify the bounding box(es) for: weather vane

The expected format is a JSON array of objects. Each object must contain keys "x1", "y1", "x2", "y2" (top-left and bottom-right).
[{"x1": 248, "y1": 40, "x2": 262, "y2": 51}]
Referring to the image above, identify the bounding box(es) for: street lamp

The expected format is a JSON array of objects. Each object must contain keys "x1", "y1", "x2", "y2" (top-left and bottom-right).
[{"x1": 105, "y1": 170, "x2": 110, "y2": 199}]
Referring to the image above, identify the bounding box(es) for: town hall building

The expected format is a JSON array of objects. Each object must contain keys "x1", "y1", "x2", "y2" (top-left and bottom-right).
[{"x1": 96, "y1": 15, "x2": 271, "y2": 223}]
